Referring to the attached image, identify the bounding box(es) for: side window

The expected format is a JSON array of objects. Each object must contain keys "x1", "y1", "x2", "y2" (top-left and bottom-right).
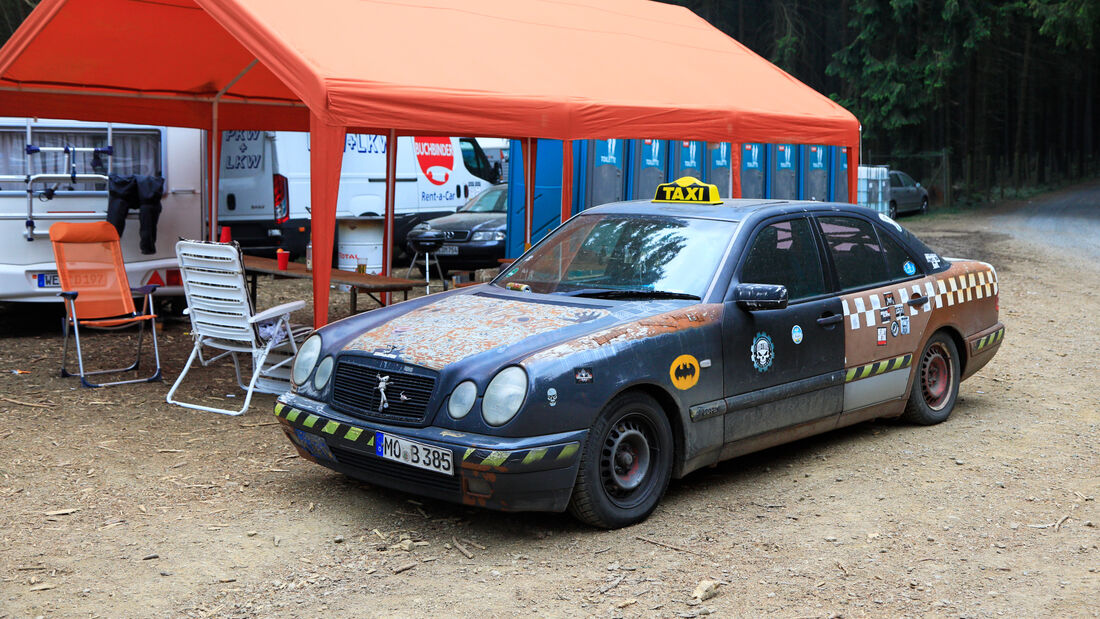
[
  {"x1": 0, "y1": 128, "x2": 160, "y2": 192},
  {"x1": 818, "y1": 216, "x2": 889, "y2": 291},
  {"x1": 889, "y1": 173, "x2": 902, "y2": 188},
  {"x1": 878, "y1": 228, "x2": 922, "y2": 281},
  {"x1": 740, "y1": 218, "x2": 825, "y2": 301},
  {"x1": 900, "y1": 172, "x2": 916, "y2": 187}
]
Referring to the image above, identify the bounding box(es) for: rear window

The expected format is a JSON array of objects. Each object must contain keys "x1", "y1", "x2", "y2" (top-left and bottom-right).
[{"x1": 0, "y1": 128, "x2": 161, "y2": 192}]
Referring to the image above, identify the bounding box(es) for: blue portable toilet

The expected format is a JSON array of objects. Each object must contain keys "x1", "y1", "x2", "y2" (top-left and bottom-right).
[
  {"x1": 830, "y1": 146, "x2": 850, "y2": 202},
  {"x1": 770, "y1": 143, "x2": 798, "y2": 199},
  {"x1": 629, "y1": 139, "x2": 668, "y2": 200},
  {"x1": 672, "y1": 140, "x2": 705, "y2": 180},
  {"x1": 505, "y1": 139, "x2": 569, "y2": 258},
  {"x1": 740, "y1": 142, "x2": 766, "y2": 198},
  {"x1": 583, "y1": 139, "x2": 625, "y2": 209},
  {"x1": 707, "y1": 142, "x2": 732, "y2": 198},
  {"x1": 801, "y1": 144, "x2": 828, "y2": 201}
]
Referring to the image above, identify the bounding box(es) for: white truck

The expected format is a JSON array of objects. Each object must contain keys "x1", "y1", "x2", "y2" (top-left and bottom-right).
[
  {"x1": 218, "y1": 132, "x2": 499, "y2": 258},
  {"x1": 0, "y1": 117, "x2": 203, "y2": 303}
]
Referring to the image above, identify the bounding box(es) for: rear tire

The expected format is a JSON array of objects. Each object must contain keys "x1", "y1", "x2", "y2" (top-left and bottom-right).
[
  {"x1": 888, "y1": 201, "x2": 898, "y2": 219},
  {"x1": 568, "y1": 392, "x2": 673, "y2": 529},
  {"x1": 920, "y1": 197, "x2": 929, "y2": 215},
  {"x1": 901, "y1": 332, "x2": 960, "y2": 425}
]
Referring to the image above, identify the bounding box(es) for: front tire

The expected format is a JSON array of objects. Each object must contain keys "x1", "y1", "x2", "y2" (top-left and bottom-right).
[
  {"x1": 920, "y1": 197, "x2": 929, "y2": 215},
  {"x1": 568, "y1": 392, "x2": 673, "y2": 529},
  {"x1": 901, "y1": 332, "x2": 961, "y2": 425}
]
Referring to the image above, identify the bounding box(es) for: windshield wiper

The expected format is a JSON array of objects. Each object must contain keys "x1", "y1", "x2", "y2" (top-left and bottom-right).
[{"x1": 560, "y1": 288, "x2": 700, "y2": 300}]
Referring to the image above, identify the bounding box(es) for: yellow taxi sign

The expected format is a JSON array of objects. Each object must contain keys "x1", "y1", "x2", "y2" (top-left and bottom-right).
[{"x1": 652, "y1": 176, "x2": 722, "y2": 205}]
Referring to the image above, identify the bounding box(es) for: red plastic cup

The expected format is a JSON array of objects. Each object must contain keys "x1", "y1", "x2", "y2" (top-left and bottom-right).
[
  {"x1": 219, "y1": 226, "x2": 232, "y2": 243},
  {"x1": 276, "y1": 249, "x2": 289, "y2": 270}
]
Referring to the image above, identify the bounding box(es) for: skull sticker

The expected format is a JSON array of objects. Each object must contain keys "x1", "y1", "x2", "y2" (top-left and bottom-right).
[
  {"x1": 546, "y1": 387, "x2": 558, "y2": 407},
  {"x1": 751, "y1": 332, "x2": 774, "y2": 372}
]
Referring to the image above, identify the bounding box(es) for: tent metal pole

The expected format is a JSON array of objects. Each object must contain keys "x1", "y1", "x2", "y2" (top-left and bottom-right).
[
  {"x1": 560, "y1": 139, "x2": 573, "y2": 226},
  {"x1": 382, "y1": 129, "x2": 397, "y2": 305},
  {"x1": 523, "y1": 137, "x2": 537, "y2": 249},
  {"x1": 209, "y1": 59, "x2": 259, "y2": 240}
]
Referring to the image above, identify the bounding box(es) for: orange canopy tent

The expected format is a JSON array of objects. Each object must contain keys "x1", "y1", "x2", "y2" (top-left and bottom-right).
[{"x1": 0, "y1": 0, "x2": 860, "y2": 327}]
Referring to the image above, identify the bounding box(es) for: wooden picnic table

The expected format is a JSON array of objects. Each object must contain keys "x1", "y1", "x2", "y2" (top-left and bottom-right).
[{"x1": 242, "y1": 255, "x2": 418, "y2": 313}]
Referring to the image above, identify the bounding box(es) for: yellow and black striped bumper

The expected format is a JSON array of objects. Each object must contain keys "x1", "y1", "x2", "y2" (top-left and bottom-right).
[
  {"x1": 971, "y1": 326, "x2": 1005, "y2": 354},
  {"x1": 845, "y1": 353, "x2": 913, "y2": 383}
]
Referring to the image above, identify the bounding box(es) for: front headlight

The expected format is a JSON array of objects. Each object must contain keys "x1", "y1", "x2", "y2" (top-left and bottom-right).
[
  {"x1": 448, "y1": 380, "x2": 477, "y2": 419},
  {"x1": 312, "y1": 356, "x2": 334, "y2": 391},
  {"x1": 471, "y1": 230, "x2": 505, "y2": 241},
  {"x1": 482, "y1": 366, "x2": 527, "y2": 426},
  {"x1": 291, "y1": 334, "x2": 322, "y2": 386}
]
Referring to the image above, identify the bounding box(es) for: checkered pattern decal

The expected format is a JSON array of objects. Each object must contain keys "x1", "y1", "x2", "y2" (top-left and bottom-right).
[{"x1": 841, "y1": 265, "x2": 997, "y2": 330}]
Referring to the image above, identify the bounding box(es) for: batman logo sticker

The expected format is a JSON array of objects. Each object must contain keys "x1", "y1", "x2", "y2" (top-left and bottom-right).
[{"x1": 669, "y1": 354, "x2": 701, "y2": 390}]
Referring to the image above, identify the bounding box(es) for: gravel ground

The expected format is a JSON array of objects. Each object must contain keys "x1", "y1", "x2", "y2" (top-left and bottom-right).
[{"x1": 0, "y1": 184, "x2": 1097, "y2": 618}]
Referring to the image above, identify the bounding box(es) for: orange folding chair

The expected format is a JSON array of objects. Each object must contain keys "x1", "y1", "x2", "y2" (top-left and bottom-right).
[{"x1": 49, "y1": 221, "x2": 161, "y2": 388}]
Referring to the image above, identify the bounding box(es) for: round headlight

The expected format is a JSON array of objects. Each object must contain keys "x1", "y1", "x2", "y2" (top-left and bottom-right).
[
  {"x1": 448, "y1": 380, "x2": 477, "y2": 419},
  {"x1": 312, "y1": 356, "x2": 334, "y2": 391},
  {"x1": 291, "y1": 334, "x2": 322, "y2": 386},
  {"x1": 482, "y1": 366, "x2": 527, "y2": 426}
]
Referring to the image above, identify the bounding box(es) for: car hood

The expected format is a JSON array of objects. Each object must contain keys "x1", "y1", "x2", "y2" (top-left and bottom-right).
[
  {"x1": 337, "y1": 289, "x2": 686, "y2": 371},
  {"x1": 416, "y1": 212, "x2": 504, "y2": 231}
]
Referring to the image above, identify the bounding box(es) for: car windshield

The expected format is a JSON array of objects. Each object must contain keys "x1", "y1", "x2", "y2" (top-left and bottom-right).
[
  {"x1": 492, "y1": 213, "x2": 738, "y2": 298},
  {"x1": 460, "y1": 186, "x2": 507, "y2": 213}
]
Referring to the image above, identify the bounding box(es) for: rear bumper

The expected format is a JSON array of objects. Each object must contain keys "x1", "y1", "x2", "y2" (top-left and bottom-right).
[
  {"x1": 275, "y1": 393, "x2": 584, "y2": 513},
  {"x1": 0, "y1": 259, "x2": 182, "y2": 302},
  {"x1": 963, "y1": 322, "x2": 1004, "y2": 379}
]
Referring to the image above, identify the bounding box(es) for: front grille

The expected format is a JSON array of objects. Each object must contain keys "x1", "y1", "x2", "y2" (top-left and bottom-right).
[
  {"x1": 331, "y1": 357, "x2": 437, "y2": 425},
  {"x1": 442, "y1": 230, "x2": 470, "y2": 241},
  {"x1": 330, "y1": 445, "x2": 461, "y2": 496}
]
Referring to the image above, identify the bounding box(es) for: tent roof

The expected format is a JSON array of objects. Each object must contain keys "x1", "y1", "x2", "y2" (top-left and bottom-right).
[{"x1": 0, "y1": 0, "x2": 858, "y2": 144}]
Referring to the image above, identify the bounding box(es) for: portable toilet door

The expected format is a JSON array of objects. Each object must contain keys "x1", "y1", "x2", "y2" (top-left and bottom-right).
[
  {"x1": 829, "y1": 146, "x2": 850, "y2": 202},
  {"x1": 505, "y1": 139, "x2": 567, "y2": 258},
  {"x1": 629, "y1": 139, "x2": 668, "y2": 200},
  {"x1": 740, "y1": 143, "x2": 766, "y2": 198},
  {"x1": 707, "y1": 142, "x2": 732, "y2": 198},
  {"x1": 673, "y1": 140, "x2": 705, "y2": 180},
  {"x1": 801, "y1": 145, "x2": 828, "y2": 201},
  {"x1": 584, "y1": 139, "x2": 625, "y2": 209},
  {"x1": 770, "y1": 143, "x2": 799, "y2": 199}
]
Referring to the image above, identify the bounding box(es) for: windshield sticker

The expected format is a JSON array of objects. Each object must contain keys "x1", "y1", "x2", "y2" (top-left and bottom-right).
[
  {"x1": 903, "y1": 261, "x2": 917, "y2": 276},
  {"x1": 669, "y1": 354, "x2": 700, "y2": 390},
  {"x1": 878, "y1": 212, "x2": 903, "y2": 232},
  {"x1": 791, "y1": 325, "x2": 803, "y2": 345},
  {"x1": 751, "y1": 333, "x2": 774, "y2": 372},
  {"x1": 505, "y1": 267, "x2": 519, "y2": 277}
]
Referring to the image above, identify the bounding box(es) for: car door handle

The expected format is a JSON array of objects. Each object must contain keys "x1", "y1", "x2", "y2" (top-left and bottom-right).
[
  {"x1": 817, "y1": 313, "x2": 843, "y2": 327},
  {"x1": 907, "y1": 295, "x2": 926, "y2": 307}
]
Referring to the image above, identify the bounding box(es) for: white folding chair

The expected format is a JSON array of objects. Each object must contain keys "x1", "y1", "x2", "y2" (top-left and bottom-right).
[{"x1": 167, "y1": 240, "x2": 309, "y2": 415}]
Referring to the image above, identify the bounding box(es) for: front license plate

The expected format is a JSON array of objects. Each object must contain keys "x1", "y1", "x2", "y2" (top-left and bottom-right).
[
  {"x1": 35, "y1": 272, "x2": 60, "y2": 288},
  {"x1": 375, "y1": 432, "x2": 453, "y2": 475},
  {"x1": 435, "y1": 244, "x2": 459, "y2": 256},
  {"x1": 294, "y1": 429, "x2": 335, "y2": 461}
]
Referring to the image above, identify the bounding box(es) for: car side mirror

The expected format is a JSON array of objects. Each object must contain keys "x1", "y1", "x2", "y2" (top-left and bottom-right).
[{"x1": 733, "y1": 283, "x2": 788, "y2": 311}]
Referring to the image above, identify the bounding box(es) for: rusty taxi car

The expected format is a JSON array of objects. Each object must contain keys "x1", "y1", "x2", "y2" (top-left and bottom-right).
[{"x1": 276, "y1": 177, "x2": 1004, "y2": 528}]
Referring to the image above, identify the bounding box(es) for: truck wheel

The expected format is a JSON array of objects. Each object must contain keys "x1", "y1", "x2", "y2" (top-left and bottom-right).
[
  {"x1": 901, "y1": 332, "x2": 960, "y2": 425},
  {"x1": 568, "y1": 392, "x2": 673, "y2": 529}
]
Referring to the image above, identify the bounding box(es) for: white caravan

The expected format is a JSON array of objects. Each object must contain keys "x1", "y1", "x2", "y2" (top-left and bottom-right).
[
  {"x1": 218, "y1": 132, "x2": 498, "y2": 258},
  {"x1": 0, "y1": 118, "x2": 203, "y2": 303}
]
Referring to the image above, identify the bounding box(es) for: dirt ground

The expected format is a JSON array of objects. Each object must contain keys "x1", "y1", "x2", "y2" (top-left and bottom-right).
[{"x1": 1, "y1": 184, "x2": 1097, "y2": 619}]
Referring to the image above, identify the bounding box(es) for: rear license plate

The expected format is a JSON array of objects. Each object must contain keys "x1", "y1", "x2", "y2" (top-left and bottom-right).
[
  {"x1": 294, "y1": 429, "x2": 335, "y2": 461},
  {"x1": 375, "y1": 432, "x2": 453, "y2": 475},
  {"x1": 435, "y1": 244, "x2": 459, "y2": 256},
  {"x1": 35, "y1": 272, "x2": 60, "y2": 288}
]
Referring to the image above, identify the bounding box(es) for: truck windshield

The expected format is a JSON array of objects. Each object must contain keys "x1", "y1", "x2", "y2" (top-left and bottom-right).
[{"x1": 493, "y1": 213, "x2": 737, "y2": 298}]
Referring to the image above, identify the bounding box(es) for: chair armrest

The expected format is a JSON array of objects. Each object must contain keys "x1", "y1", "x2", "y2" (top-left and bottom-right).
[
  {"x1": 131, "y1": 284, "x2": 159, "y2": 295},
  {"x1": 249, "y1": 300, "x2": 307, "y2": 324},
  {"x1": 57, "y1": 290, "x2": 78, "y2": 300}
]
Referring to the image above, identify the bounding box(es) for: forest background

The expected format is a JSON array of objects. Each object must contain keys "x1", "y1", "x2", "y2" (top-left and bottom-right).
[{"x1": 2, "y1": 0, "x2": 1097, "y2": 205}]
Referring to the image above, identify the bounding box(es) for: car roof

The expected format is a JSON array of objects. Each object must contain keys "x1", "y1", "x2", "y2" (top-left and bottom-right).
[{"x1": 580, "y1": 198, "x2": 880, "y2": 223}]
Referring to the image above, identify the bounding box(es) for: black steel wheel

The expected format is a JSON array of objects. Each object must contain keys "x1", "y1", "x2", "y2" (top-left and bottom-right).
[
  {"x1": 568, "y1": 392, "x2": 673, "y2": 529},
  {"x1": 901, "y1": 332, "x2": 961, "y2": 425}
]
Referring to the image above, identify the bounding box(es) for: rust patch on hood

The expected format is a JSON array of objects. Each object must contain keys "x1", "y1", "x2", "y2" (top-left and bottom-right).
[
  {"x1": 342, "y1": 294, "x2": 610, "y2": 370},
  {"x1": 526, "y1": 304, "x2": 721, "y2": 362}
]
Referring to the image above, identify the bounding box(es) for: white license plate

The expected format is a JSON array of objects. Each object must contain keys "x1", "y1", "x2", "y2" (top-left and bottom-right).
[
  {"x1": 35, "y1": 272, "x2": 60, "y2": 288},
  {"x1": 435, "y1": 244, "x2": 459, "y2": 256},
  {"x1": 375, "y1": 432, "x2": 453, "y2": 475}
]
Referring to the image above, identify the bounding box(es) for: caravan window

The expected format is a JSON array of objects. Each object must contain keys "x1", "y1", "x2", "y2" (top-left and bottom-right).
[{"x1": 0, "y1": 128, "x2": 161, "y2": 192}]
